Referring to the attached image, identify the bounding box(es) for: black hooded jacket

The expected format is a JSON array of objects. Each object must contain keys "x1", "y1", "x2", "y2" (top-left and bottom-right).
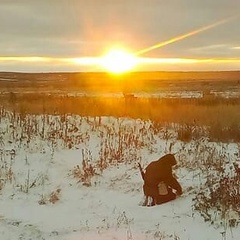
[{"x1": 143, "y1": 154, "x2": 182, "y2": 197}]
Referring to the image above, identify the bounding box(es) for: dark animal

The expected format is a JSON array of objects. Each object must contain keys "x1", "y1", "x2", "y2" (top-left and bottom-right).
[{"x1": 139, "y1": 154, "x2": 182, "y2": 206}]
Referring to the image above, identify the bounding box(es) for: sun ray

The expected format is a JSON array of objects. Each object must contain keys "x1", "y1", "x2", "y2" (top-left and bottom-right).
[
  {"x1": 136, "y1": 15, "x2": 238, "y2": 56},
  {"x1": 0, "y1": 56, "x2": 52, "y2": 62}
]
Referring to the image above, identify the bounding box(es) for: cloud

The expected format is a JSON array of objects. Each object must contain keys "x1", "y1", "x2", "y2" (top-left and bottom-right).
[
  {"x1": 189, "y1": 44, "x2": 237, "y2": 57},
  {"x1": 0, "y1": 0, "x2": 239, "y2": 71},
  {"x1": 231, "y1": 46, "x2": 240, "y2": 50}
]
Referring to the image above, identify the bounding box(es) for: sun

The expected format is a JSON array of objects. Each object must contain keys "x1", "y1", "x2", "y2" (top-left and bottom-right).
[{"x1": 99, "y1": 49, "x2": 137, "y2": 74}]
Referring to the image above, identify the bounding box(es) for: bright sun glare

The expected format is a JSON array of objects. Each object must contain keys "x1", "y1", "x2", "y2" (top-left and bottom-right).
[{"x1": 99, "y1": 49, "x2": 137, "y2": 74}]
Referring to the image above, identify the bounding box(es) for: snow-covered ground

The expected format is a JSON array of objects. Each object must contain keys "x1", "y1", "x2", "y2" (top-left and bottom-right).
[{"x1": 0, "y1": 110, "x2": 240, "y2": 240}]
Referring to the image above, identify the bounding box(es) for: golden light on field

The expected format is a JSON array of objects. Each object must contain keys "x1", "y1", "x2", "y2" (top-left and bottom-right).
[{"x1": 99, "y1": 49, "x2": 138, "y2": 74}]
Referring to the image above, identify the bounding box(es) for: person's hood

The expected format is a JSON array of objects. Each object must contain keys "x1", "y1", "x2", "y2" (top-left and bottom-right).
[{"x1": 158, "y1": 154, "x2": 177, "y2": 167}]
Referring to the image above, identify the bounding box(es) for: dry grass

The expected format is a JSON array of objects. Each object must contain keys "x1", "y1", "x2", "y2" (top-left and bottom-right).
[{"x1": 1, "y1": 93, "x2": 240, "y2": 142}]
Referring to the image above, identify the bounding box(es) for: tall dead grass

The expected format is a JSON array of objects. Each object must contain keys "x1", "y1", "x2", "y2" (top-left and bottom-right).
[{"x1": 1, "y1": 93, "x2": 240, "y2": 142}]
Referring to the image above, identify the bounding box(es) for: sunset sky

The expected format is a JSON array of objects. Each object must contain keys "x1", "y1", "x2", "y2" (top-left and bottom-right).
[{"x1": 0, "y1": 0, "x2": 240, "y2": 72}]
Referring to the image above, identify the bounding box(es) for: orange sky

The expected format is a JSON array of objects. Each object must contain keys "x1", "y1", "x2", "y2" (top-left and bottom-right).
[
  {"x1": 1, "y1": 56, "x2": 240, "y2": 73},
  {"x1": 0, "y1": 1, "x2": 240, "y2": 72}
]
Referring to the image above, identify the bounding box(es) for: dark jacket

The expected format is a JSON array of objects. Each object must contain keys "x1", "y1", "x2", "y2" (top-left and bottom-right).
[{"x1": 143, "y1": 154, "x2": 182, "y2": 198}]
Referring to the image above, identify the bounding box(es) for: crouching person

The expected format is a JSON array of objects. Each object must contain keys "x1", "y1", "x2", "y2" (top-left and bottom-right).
[{"x1": 141, "y1": 154, "x2": 182, "y2": 206}]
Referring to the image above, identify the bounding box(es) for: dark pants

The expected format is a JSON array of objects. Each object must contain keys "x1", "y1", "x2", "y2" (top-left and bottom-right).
[
  {"x1": 155, "y1": 188, "x2": 176, "y2": 204},
  {"x1": 143, "y1": 184, "x2": 176, "y2": 205}
]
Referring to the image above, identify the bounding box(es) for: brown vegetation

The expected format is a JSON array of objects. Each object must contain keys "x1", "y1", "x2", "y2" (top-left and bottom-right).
[{"x1": 1, "y1": 71, "x2": 240, "y2": 142}]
